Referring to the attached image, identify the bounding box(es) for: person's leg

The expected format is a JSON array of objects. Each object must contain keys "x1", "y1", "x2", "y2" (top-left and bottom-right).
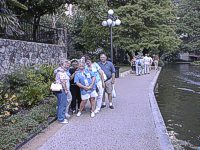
[
  {"x1": 77, "y1": 94, "x2": 89, "y2": 117},
  {"x1": 144, "y1": 64, "x2": 147, "y2": 74},
  {"x1": 136, "y1": 65, "x2": 139, "y2": 75},
  {"x1": 147, "y1": 65, "x2": 150, "y2": 74},
  {"x1": 57, "y1": 91, "x2": 68, "y2": 122},
  {"x1": 101, "y1": 83, "x2": 107, "y2": 108},
  {"x1": 106, "y1": 80, "x2": 114, "y2": 109},
  {"x1": 70, "y1": 86, "x2": 77, "y2": 111},
  {"x1": 95, "y1": 81, "x2": 104, "y2": 112},
  {"x1": 77, "y1": 87, "x2": 82, "y2": 110},
  {"x1": 65, "y1": 91, "x2": 72, "y2": 117}
]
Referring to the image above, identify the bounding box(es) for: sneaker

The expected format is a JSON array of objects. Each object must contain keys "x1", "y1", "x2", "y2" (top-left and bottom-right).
[
  {"x1": 109, "y1": 105, "x2": 114, "y2": 109},
  {"x1": 77, "y1": 111, "x2": 82, "y2": 117},
  {"x1": 72, "y1": 110, "x2": 76, "y2": 114},
  {"x1": 91, "y1": 112, "x2": 95, "y2": 118},
  {"x1": 101, "y1": 105, "x2": 106, "y2": 108},
  {"x1": 59, "y1": 119, "x2": 68, "y2": 124},
  {"x1": 94, "y1": 109, "x2": 100, "y2": 114},
  {"x1": 65, "y1": 113, "x2": 71, "y2": 118}
]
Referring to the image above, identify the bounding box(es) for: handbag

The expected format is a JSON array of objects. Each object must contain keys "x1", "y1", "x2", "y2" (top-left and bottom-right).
[{"x1": 50, "y1": 83, "x2": 63, "y2": 92}]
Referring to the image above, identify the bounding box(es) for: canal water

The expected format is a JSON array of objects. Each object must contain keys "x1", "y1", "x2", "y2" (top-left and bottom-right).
[{"x1": 156, "y1": 64, "x2": 200, "y2": 150}]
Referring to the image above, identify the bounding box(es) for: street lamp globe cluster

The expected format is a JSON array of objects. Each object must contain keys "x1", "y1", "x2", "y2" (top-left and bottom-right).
[
  {"x1": 102, "y1": 9, "x2": 121, "y2": 62},
  {"x1": 102, "y1": 9, "x2": 121, "y2": 27}
]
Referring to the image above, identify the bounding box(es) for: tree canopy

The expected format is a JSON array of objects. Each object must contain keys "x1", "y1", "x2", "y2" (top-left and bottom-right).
[
  {"x1": 111, "y1": 0, "x2": 181, "y2": 55},
  {"x1": 176, "y1": 0, "x2": 200, "y2": 53}
]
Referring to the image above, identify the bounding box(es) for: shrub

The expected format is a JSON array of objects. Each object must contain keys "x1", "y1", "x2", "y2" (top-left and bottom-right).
[{"x1": 0, "y1": 64, "x2": 56, "y2": 119}]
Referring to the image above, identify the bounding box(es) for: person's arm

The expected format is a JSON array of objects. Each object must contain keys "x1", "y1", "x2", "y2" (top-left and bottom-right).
[
  {"x1": 60, "y1": 79, "x2": 68, "y2": 94},
  {"x1": 74, "y1": 73, "x2": 89, "y2": 90},
  {"x1": 89, "y1": 76, "x2": 96, "y2": 89},
  {"x1": 96, "y1": 63, "x2": 105, "y2": 88}
]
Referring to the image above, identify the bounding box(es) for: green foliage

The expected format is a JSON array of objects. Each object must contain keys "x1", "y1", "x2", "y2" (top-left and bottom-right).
[
  {"x1": 0, "y1": 98, "x2": 56, "y2": 150},
  {"x1": 113, "y1": 0, "x2": 181, "y2": 54},
  {"x1": 0, "y1": 0, "x2": 27, "y2": 35},
  {"x1": 69, "y1": 0, "x2": 110, "y2": 53},
  {"x1": 0, "y1": 64, "x2": 55, "y2": 118},
  {"x1": 176, "y1": 0, "x2": 200, "y2": 53}
]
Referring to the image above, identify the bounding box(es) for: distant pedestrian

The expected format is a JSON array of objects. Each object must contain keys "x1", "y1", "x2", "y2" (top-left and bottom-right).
[
  {"x1": 75, "y1": 62, "x2": 98, "y2": 118},
  {"x1": 143, "y1": 54, "x2": 150, "y2": 74},
  {"x1": 130, "y1": 56, "x2": 136, "y2": 73},
  {"x1": 69, "y1": 59, "x2": 82, "y2": 113},
  {"x1": 98, "y1": 53, "x2": 115, "y2": 109},
  {"x1": 148, "y1": 54, "x2": 153, "y2": 71},
  {"x1": 85, "y1": 56, "x2": 105, "y2": 114},
  {"x1": 135, "y1": 56, "x2": 142, "y2": 76},
  {"x1": 153, "y1": 55, "x2": 159, "y2": 70}
]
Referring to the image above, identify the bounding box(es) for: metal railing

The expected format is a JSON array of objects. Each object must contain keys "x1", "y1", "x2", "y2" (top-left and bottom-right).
[{"x1": 0, "y1": 20, "x2": 62, "y2": 44}]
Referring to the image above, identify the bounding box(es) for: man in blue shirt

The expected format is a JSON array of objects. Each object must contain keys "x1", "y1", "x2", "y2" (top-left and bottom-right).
[
  {"x1": 74, "y1": 62, "x2": 98, "y2": 118},
  {"x1": 98, "y1": 53, "x2": 115, "y2": 109}
]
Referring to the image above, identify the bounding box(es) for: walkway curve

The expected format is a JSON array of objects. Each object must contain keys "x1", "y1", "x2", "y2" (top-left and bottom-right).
[{"x1": 21, "y1": 70, "x2": 164, "y2": 150}]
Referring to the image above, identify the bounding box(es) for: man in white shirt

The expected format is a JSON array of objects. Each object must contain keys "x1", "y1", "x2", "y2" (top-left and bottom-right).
[{"x1": 143, "y1": 54, "x2": 150, "y2": 74}]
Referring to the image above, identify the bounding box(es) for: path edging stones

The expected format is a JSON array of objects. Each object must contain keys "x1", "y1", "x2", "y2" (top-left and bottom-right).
[{"x1": 148, "y1": 68, "x2": 174, "y2": 150}]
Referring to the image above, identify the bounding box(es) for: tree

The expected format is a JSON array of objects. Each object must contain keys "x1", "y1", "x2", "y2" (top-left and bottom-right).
[
  {"x1": 0, "y1": 0, "x2": 27, "y2": 35},
  {"x1": 110, "y1": 0, "x2": 181, "y2": 56},
  {"x1": 68, "y1": 0, "x2": 110, "y2": 53},
  {"x1": 10, "y1": 0, "x2": 77, "y2": 40},
  {"x1": 176, "y1": 0, "x2": 200, "y2": 53}
]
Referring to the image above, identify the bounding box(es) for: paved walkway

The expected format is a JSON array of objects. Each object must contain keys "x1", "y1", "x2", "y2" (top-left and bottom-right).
[{"x1": 22, "y1": 70, "x2": 161, "y2": 150}]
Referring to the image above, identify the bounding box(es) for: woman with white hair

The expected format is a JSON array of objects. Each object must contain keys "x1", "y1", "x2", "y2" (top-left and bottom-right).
[{"x1": 54, "y1": 60, "x2": 72, "y2": 124}]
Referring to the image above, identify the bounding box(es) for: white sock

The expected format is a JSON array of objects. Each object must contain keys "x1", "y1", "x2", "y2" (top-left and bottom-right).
[
  {"x1": 103, "y1": 102, "x2": 106, "y2": 105},
  {"x1": 109, "y1": 102, "x2": 113, "y2": 106}
]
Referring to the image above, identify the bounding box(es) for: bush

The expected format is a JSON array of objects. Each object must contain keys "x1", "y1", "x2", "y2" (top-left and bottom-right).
[
  {"x1": 0, "y1": 98, "x2": 57, "y2": 150},
  {"x1": 0, "y1": 64, "x2": 56, "y2": 119}
]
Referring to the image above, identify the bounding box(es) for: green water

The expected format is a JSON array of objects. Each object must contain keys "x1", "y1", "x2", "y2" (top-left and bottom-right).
[{"x1": 156, "y1": 64, "x2": 200, "y2": 150}]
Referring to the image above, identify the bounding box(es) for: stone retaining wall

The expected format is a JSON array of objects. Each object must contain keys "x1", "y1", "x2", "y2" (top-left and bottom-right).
[{"x1": 0, "y1": 38, "x2": 66, "y2": 75}]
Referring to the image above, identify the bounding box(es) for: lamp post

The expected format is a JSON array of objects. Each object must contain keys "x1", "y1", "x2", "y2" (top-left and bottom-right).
[{"x1": 102, "y1": 9, "x2": 121, "y2": 62}]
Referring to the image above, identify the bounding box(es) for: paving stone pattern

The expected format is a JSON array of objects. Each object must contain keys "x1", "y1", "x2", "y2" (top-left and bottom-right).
[{"x1": 39, "y1": 71, "x2": 161, "y2": 150}]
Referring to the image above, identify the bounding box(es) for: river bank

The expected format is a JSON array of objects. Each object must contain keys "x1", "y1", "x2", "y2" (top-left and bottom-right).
[{"x1": 156, "y1": 64, "x2": 200, "y2": 149}]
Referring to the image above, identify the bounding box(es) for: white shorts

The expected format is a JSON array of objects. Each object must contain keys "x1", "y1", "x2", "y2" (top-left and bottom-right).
[{"x1": 81, "y1": 90, "x2": 98, "y2": 100}]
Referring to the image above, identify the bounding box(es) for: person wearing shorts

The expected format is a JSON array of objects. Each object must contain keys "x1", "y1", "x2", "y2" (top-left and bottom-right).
[
  {"x1": 98, "y1": 53, "x2": 115, "y2": 109},
  {"x1": 74, "y1": 62, "x2": 98, "y2": 118}
]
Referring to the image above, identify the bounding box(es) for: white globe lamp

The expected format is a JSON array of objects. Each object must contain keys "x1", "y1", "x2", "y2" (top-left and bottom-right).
[
  {"x1": 102, "y1": 21, "x2": 108, "y2": 27},
  {"x1": 115, "y1": 19, "x2": 121, "y2": 26},
  {"x1": 107, "y1": 19, "x2": 113, "y2": 26},
  {"x1": 108, "y1": 9, "x2": 114, "y2": 15}
]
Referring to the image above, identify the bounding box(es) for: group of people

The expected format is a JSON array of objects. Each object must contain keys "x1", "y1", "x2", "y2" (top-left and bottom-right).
[
  {"x1": 54, "y1": 53, "x2": 116, "y2": 124},
  {"x1": 131, "y1": 54, "x2": 159, "y2": 76}
]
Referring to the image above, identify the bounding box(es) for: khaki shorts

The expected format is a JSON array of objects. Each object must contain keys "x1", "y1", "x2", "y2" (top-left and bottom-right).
[{"x1": 104, "y1": 79, "x2": 113, "y2": 94}]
